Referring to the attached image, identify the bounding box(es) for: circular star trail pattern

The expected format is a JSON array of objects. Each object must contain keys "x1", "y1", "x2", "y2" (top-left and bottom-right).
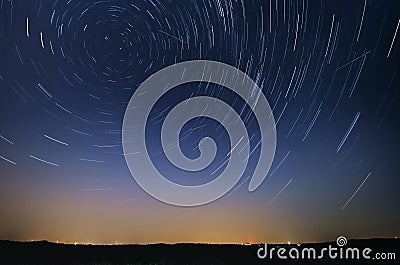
[{"x1": 0, "y1": 0, "x2": 399, "y2": 242}]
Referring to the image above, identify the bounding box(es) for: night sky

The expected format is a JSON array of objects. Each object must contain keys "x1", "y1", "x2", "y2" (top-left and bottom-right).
[{"x1": 0, "y1": 0, "x2": 399, "y2": 244}]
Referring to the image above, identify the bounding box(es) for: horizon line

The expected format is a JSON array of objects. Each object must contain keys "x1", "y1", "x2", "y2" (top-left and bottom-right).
[{"x1": 1, "y1": 237, "x2": 398, "y2": 246}]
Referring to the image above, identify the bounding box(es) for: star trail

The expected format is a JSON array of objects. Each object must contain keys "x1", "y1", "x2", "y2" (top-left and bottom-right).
[{"x1": 0, "y1": 0, "x2": 399, "y2": 244}]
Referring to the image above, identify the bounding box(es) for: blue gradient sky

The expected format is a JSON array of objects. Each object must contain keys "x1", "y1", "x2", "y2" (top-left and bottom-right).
[{"x1": 0, "y1": 0, "x2": 399, "y2": 244}]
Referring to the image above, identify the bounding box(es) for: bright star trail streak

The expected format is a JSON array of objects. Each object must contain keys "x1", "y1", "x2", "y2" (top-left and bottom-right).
[
  {"x1": 39, "y1": 32, "x2": 45, "y2": 48},
  {"x1": 26, "y1": 17, "x2": 29, "y2": 37},
  {"x1": 356, "y1": 0, "x2": 367, "y2": 42},
  {"x1": 325, "y1": 14, "x2": 335, "y2": 58},
  {"x1": 267, "y1": 178, "x2": 293, "y2": 206},
  {"x1": 0, "y1": 134, "x2": 14, "y2": 144},
  {"x1": 387, "y1": 18, "x2": 400, "y2": 58},
  {"x1": 0, "y1": 155, "x2": 16, "y2": 165},
  {"x1": 44, "y1": 134, "x2": 69, "y2": 146},
  {"x1": 29, "y1": 155, "x2": 60, "y2": 167},
  {"x1": 336, "y1": 51, "x2": 371, "y2": 71},
  {"x1": 337, "y1": 112, "x2": 361, "y2": 153},
  {"x1": 265, "y1": 150, "x2": 291, "y2": 178},
  {"x1": 0, "y1": 0, "x2": 399, "y2": 245},
  {"x1": 342, "y1": 172, "x2": 372, "y2": 210}
]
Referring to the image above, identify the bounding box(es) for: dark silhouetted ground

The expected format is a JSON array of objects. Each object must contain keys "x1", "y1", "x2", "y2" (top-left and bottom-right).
[{"x1": 0, "y1": 238, "x2": 398, "y2": 264}]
